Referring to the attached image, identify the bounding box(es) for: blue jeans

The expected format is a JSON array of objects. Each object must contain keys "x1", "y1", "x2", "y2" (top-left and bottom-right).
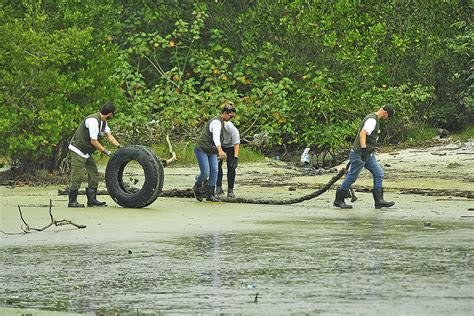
[
  {"x1": 194, "y1": 147, "x2": 219, "y2": 187},
  {"x1": 340, "y1": 150, "x2": 384, "y2": 191}
]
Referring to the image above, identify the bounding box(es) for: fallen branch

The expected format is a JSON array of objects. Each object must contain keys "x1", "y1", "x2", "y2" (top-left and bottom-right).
[
  {"x1": 161, "y1": 134, "x2": 177, "y2": 167},
  {"x1": 1, "y1": 199, "x2": 86, "y2": 234}
]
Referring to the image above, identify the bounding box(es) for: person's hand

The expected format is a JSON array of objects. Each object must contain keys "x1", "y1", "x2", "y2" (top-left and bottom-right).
[
  {"x1": 218, "y1": 151, "x2": 227, "y2": 160},
  {"x1": 360, "y1": 148, "x2": 367, "y2": 162},
  {"x1": 103, "y1": 149, "x2": 116, "y2": 159},
  {"x1": 230, "y1": 157, "x2": 238, "y2": 169}
]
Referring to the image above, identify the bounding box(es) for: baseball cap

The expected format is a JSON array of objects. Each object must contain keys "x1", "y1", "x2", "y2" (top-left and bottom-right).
[{"x1": 383, "y1": 104, "x2": 395, "y2": 118}]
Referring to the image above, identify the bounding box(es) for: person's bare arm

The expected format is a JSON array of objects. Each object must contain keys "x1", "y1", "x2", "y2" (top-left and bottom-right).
[
  {"x1": 106, "y1": 132, "x2": 120, "y2": 147},
  {"x1": 234, "y1": 143, "x2": 240, "y2": 158},
  {"x1": 91, "y1": 139, "x2": 106, "y2": 153}
]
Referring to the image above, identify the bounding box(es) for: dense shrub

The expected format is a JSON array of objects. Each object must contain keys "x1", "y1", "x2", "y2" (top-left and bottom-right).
[{"x1": 0, "y1": 0, "x2": 471, "y2": 173}]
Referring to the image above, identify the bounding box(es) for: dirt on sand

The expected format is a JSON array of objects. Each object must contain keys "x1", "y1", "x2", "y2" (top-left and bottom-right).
[{"x1": 0, "y1": 139, "x2": 473, "y2": 315}]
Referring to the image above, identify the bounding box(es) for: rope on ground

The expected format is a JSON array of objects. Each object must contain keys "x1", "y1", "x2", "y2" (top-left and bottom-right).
[
  {"x1": 223, "y1": 162, "x2": 349, "y2": 205},
  {"x1": 160, "y1": 162, "x2": 350, "y2": 205},
  {"x1": 58, "y1": 163, "x2": 350, "y2": 206}
]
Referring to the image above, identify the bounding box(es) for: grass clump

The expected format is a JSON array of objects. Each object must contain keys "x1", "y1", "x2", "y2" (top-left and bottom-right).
[
  {"x1": 447, "y1": 162, "x2": 462, "y2": 169},
  {"x1": 452, "y1": 125, "x2": 474, "y2": 142},
  {"x1": 404, "y1": 127, "x2": 439, "y2": 145}
]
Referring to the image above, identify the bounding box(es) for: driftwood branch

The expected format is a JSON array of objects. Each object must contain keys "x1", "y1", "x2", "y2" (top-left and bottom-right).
[
  {"x1": 1, "y1": 199, "x2": 87, "y2": 235},
  {"x1": 161, "y1": 134, "x2": 177, "y2": 167}
]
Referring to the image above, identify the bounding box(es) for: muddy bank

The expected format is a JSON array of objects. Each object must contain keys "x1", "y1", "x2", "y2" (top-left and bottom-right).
[
  {"x1": 1, "y1": 192, "x2": 473, "y2": 315},
  {"x1": 3, "y1": 139, "x2": 474, "y2": 200},
  {"x1": 1, "y1": 140, "x2": 473, "y2": 314}
]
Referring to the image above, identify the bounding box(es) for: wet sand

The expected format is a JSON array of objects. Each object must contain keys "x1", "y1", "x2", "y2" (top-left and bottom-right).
[{"x1": 1, "y1": 140, "x2": 473, "y2": 314}]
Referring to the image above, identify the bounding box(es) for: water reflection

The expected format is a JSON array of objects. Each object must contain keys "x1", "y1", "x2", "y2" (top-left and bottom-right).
[{"x1": 1, "y1": 218, "x2": 472, "y2": 314}]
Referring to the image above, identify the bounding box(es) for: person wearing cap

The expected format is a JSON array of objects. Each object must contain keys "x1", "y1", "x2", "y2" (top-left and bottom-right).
[
  {"x1": 67, "y1": 102, "x2": 121, "y2": 208},
  {"x1": 192, "y1": 102, "x2": 237, "y2": 202},
  {"x1": 215, "y1": 120, "x2": 240, "y2": 198},
  {"x1": 334, "y1": 104, "x2": 395, "y2": 209}
]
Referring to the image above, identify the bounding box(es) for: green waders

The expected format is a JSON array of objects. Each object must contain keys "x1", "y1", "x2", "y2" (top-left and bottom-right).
[{"x1": 68, "y1": 151, "x2": 102, "y2": 207}]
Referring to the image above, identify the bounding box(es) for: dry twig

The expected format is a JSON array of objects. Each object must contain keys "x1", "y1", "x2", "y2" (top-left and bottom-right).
[
  {"x1": 161, "y1": 134, "x2": 177, "y2": 167},
  {"x1": 0, "y1": 199, "x2": 86, "y2": 235}
]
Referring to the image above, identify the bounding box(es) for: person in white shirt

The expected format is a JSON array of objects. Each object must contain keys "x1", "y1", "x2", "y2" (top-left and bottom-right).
[
  {"x1": 334, "y1": 104, "x2": 395, "y2": 209},
  {"x1": 192, "y1": 102, "x2": 236, "y2": 202},
  {"x1": 216, "y1": 121, "x2": 240, "y2": 198},
  {"x1": 67, "y1": 102, "x2": 121, "y2": 208}
]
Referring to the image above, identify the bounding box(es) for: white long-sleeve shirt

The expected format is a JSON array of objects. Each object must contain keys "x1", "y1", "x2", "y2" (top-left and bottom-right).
[{"x1": 209, "y1": 119, "x2": 223, "y2": 147}]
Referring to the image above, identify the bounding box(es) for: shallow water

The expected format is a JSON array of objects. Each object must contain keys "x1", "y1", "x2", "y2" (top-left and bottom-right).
[{"x1": 1, "y1": 215, "x2": 473, "y2": 315}]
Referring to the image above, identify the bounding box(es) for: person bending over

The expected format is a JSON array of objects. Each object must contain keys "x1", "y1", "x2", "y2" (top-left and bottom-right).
[
  {"x1": 192, "y1": 102, "x2": 236, "y2": 202},
  {"x1": 334, "y1": 105, "x2": 395, "y2": 209},
  {"x1": 67, "y1": 102, "x2": 121, "y2": 208}
]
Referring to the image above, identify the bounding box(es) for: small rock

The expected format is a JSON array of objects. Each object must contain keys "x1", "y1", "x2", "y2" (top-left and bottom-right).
[
  {"x1": 288, "y1": 187, "x2": 296, "y2": 191},
  {"x1": 423, "y1": 222, "x2": 432, "y2": 228},
  {"x1": 128, "y1": 250, "x2": 133, "y2": 254}
]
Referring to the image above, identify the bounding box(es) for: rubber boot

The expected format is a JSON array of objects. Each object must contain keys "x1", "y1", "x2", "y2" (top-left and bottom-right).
[
  {"x1": 206, "y1": 186, "x2": 221, "y2": 202},
  {"x1": 373, "y1": 187, "x2": 395, "y2": 209},
  {"x1": 86, "y1": 188, "x2": 107, "y2": 207},
  {"x1": 215, "y1": 186, "x2": 225, "y2": 196},
  {"x1": 68, "y1": 189, "x2": 84, "y2": 208},
  {"x1": 333, "y1": 189, "x2": 353, "y2": 209},
  {"x1": 227, "y1": 188, "x2": 235, "y2": 199},
  {"x1": 192, "y1": 182, "x2": 203, "y2": 202}
]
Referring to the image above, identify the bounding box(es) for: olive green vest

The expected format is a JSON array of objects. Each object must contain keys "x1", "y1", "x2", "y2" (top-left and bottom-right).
[
  {"x1": 352, "y1": 112, "x2": 380, "y2": 155},
  {"x1": 195, "y1": 116, "x2": 223, "y2": 154},
  {"x1": 70, "y1": 112, "x2": 105, "y2": 155}
]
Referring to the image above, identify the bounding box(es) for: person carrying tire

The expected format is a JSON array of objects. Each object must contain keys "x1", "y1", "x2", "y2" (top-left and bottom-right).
[
  {"x1": 216, "y1": 120, "x2": 240, "y2": 199},
  {"x1": 193, "y1": 102, "x2": 236, "y2": 202},
  {"x1": 67, "y1": 102, "x2": 121, "y2": 208},
  {"x1": 334, "y1": 104, "x2": 395, "y2": 209}
]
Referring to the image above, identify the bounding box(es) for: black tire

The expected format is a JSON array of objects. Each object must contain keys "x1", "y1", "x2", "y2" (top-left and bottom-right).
[
  {"x1": 134, "y1": 145, "x2": 164, "y2": 207},
  {"x1": 116, "y1": 145, "x2": 162, "y2": 206},
  {"x1": 105, "y1": 146, "x2": 164, "y2": 208}
]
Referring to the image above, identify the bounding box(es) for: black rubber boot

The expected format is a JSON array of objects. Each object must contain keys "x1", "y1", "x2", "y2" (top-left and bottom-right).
[
  {"x1": 227, "y1": 188, "x2": 235, "y2": 199},
  {"x1": 206, "y1": 186, "x2": 221, "y2": 202},
  {"x1": 215, "y1": 186, "x2": 225, "y2": 196},
  {"x1": 345, "y1": 186, "x2": 358, "y2": 202},
  {"x1": 192, "y1": 182, "x2": 203, "y2": 202},
  {"x1": 333, "y1": 189, "x2": 353, "y2": 209},
  {"x1": 373, "y1": 187, "x2": 395, "y2": 209},
  {"x1": 68, "y1": 189, "x2": 84, "y2": 208},
  {"x1": 86, "y1": 188, "x2": 107, "y2": 207}
]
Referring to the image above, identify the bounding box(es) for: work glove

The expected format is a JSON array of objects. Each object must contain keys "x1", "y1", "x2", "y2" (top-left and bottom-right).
[
  {"x1": 103, "y1": 149, "x2": 116, "y2": 159},
  {"x1": 230, "y1": 157, "x2": 238, "y2": 169},
  {"x1": 360, "y1": 148, "x2": 368, "y2": 162}
]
